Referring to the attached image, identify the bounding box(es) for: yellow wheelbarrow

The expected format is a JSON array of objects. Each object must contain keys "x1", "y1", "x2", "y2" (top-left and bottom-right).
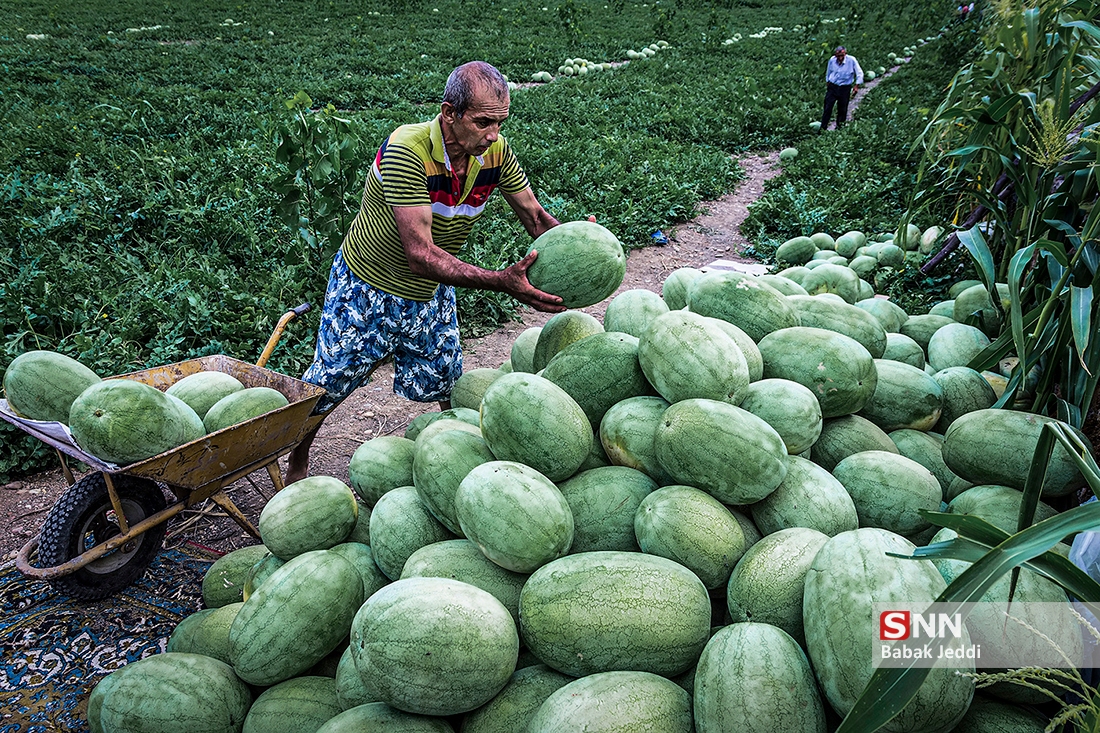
[{"x1": 1, "y1": 304, "x2": 323, "y2": 599}]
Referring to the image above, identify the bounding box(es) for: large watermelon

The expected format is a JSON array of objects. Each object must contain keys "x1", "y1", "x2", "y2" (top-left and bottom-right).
[
  {"x1": 857, "y1": 359, "x2": 943, "y2": 432},
  {"x1": 479, "y1": 372, "x2": 593, "y2": 482},
  {"x1": 525, "y1": 220, "x2": 626, "y2": 308},
  {"x1": 527, "y1": 671, "x2": 694, "y2": 732},
  {"x1": 165, "y1": 371, "x2": 244, "y2": 420},
  {"x1": 737, "y1": 378, "x2": 823, "y2": 455},
  {"x1": 203, "y1": 386, "x2": 289, "y2": 433},
  {"x1": 349, "y1": 577, "x2": 519, "y2": 716},
  {"x1": 201, "y1": 543, "x2": 271, "y2": 608},
  {"x1": 598, "y1": 395, "x2": 675, "y2": 485},
  {"x1": 518, "y1": 551, "x2": 711, "y2": 677},
  {"x1": 687, "y1": 270, "x2": 800, "y2": 342},
  {"x1": 942, "y1": 409, "x2": 1091, "y2": 497},
  {"x1": 638, "y1": 310, "x2": 749, "y2": 405},
  {"x1": 3, "y1": 350, "x2": 100, "y2": 423},
  {"x1": 557, "y1": 466, "x2": 655, "y2": 553},
  {"x1": 401, "y1": 539, "x2": 528, "y2": 624},
  {"x1": 95, "y1": 653, "x2": 252, "y2": 733},
  {"x1": 750, "y1": 455, "x2": 857, "y2": 537},
  {"x1": 542, "y1": 331, "x2": 652, "y2": 426},
  {"x1": 787, "y1": 294, "x2": 887, "y2": 357},
  {"x1": 229, "y1": 549, "x2": 364, "y2": 686},
  {"x1": 694, "y1": 622, "x2": 826, "y2": 733},
  {"x1": 455, "y1": 461, "x2": 574, "y2": 573},
  {"x1": 532, "y1": 310, "x2": 604, "y2": 372},
  {"x1": 241, "y1": 676, "x2": 342, "y2": 733},
  {"x1": 69, "y1": 379, "x2": 205, "y2": 465},
  {"x1": 413, "y1": 428, "x2": 495, "y2": 535},
  {"x1": 258, "y1": 476, "x2": 358, "y2": 560},
  {"x1": 725, "y1": 529, "x2": 830, "y2": 647},
  {"x1": 369, "y1": 486, "x2": 456, "y2": 580},
  {"x1": 931, "y1": 367, "x2": 996, "y2": 432},
  {"x1": 758, "y1": 327, "x2": 878, "y2": 418},
  {"x1": 317, "y1": 703, "x2": 454, "y2": 732},
  {"x1": 603, "y1": 288, "x2": 670, "y2": 337},
  {"x1": 348, "y1": 436, "x2": 416, "y2": 505},
  {"x1": 832, "y1": 451, "x2": 942, "y2": 538},
  {"x1": 653, "y1": 398, "x2": 787, "y2": 505},
  {"x1": 461, "y1": 664, "x2": 572, "y2": 733},
  {"x1": 803, "y1": 529, "x2": 974, "y2": 732},
  {"x1": 634, "y1": 484, "x2": 749, "y2": 590},
  {"x1": 810, "y1": 414, "x2": 899, "y2": 471}
]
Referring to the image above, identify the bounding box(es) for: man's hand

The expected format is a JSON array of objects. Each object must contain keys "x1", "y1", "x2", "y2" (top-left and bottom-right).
[{"x1": 501, "y1": 250, "x2": 566, "y2": 313}]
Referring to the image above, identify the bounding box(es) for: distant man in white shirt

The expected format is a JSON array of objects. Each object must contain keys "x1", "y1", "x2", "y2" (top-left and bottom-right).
[{"x1": 821, "y1": 46, "x2": 864, "y2": 130}]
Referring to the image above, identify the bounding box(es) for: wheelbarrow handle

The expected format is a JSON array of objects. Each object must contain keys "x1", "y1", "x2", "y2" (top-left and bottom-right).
[{"x1": 257, "y1": 303, "x2": 312, "y2": 369}]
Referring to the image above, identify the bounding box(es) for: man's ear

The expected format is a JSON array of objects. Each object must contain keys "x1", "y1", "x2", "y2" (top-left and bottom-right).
[{"x1": 440, "y1": 102, "x2": 458, "y2": 124}]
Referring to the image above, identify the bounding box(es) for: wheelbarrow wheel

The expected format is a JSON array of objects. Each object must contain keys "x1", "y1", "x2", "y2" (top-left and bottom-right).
[{"x1": 36, "y1": 473, "x2": 168, "y2": 600}]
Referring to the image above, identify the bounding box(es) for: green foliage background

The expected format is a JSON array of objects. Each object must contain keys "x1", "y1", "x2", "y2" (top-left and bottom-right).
[{"x1": 1, "y1": 0, "x2": 949, "y2": 479}]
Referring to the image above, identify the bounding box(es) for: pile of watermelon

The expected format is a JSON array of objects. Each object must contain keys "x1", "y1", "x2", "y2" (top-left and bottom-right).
[
  {"x1": 85, "y1": 260, "x2": 1087, "y2": 732},
  {"x1": 2, "y1": 355, "x2": 291, "y2": 465}
]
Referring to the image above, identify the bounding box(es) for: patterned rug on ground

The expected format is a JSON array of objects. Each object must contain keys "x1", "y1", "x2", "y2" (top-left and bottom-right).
[{"x1": 0, "y1": 543, "x2": 216, "y2": 733}]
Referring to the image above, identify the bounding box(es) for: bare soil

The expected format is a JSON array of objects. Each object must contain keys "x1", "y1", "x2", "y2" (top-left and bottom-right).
[{"x1": 0, "y1": 73, "x2": 898, "y2": 562}]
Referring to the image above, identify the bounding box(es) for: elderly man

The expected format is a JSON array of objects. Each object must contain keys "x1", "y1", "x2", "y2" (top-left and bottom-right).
[
  {"x1": 820, "y1": 46, "x2": 864, "y2": 131},
  {"x1": 287, "y1": 61, "x2": 565, "y2": 482}
]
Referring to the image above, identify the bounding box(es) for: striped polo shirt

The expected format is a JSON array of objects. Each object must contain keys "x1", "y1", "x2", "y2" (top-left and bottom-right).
[{"x1": 340, "y1": 114, "x2": 530, "y2": 301}]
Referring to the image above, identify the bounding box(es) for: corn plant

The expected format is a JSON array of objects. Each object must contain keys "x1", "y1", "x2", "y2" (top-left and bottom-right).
[{"x1": 908, "y1": 0, "x2": 1100, "y2": 426}]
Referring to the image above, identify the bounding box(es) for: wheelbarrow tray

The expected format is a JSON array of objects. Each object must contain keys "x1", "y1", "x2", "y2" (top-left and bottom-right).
[{"x1": 2, "y1": 355, "x2": 324, "y2": 498}]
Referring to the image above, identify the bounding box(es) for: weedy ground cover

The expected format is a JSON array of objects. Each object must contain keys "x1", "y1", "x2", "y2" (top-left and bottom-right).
[{"x1": 1, "y1": 0, "x2": 948, "y2": 478}]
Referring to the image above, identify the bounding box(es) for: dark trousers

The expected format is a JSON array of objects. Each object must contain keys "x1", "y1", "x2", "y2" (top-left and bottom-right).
[{"x1": 821, "y1": 82, "x2": 852, "y2": 129}]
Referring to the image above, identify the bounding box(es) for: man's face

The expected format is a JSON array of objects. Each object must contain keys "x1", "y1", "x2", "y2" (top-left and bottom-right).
[
  {"x1": 835, "y1": 49, "x2": 847, "y2": 63},
  {"x1": 443, "y1": 85, "x2": 510, "y2": 157}
]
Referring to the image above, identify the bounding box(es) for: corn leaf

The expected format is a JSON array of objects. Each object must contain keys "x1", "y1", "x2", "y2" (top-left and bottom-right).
[
  {"x1": 1006, "y1": 244, "x2": 1035, "y2": 373},
  {"x1": 907, "y1": 533, "x2": 1100, "y2": 600},
  {"x1": 1070, "y1": 285, "x2": 1094, "y2": 361},
  {"x1": 957, "y1": 225, "x2": 998, "y2": 297}
]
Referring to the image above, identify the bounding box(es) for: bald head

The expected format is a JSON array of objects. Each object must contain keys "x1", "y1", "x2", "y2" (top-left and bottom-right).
[{"x1": 443, "y1": 61, "x2": 509, "y2": 117}]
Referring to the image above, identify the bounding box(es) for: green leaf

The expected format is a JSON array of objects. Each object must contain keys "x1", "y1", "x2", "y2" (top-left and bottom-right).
[
  {"x1": 1006, "y1": 244, "x2": 1035, "y2": 372},
  {"x1": 957, "y1": 225, "x2": 997, "y2": 295},
  {"x1": 1071, "y1": 285, "x2": 1094, "y2": 361},
  {"x1": 908, "y1": 533, "x2": 1100, "y2": 599},
  {"x1": 985, "y1": 93, "x2": 1024, "y2": 122},
  {"x1": 1035, "y1": 237, "x2": 1071, "y2": 268},
  {"x1": 1063, "y1": 19, "x2": 1100, "y2": 43},
  {"x1": 966, "y1": 304, "x2": 1042, "y2": 372}
]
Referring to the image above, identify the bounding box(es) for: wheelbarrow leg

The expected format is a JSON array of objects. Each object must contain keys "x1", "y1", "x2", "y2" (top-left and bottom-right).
[
  {"x1": 266, "y1": 463, "x2": 285, "y2": 493},
  {"x1": 208, "y1": 491, "x2": 261, "y2": 539},
  {"x1": 56, "y1": 449, "x2": 76, "y2": 487}
]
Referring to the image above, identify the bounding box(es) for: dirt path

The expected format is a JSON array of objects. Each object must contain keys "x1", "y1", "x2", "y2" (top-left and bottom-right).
[{"x1": 0, "y1": 66, "x2": 897, "y2": 560}]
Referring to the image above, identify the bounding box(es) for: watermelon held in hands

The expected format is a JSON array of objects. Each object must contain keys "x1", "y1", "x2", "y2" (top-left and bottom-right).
[{"x1": 525, "y1": 221, "x2": 626, "y2": 308}]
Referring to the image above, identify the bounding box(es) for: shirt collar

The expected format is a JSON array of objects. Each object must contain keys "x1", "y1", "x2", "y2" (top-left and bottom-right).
[
  {"x1": 430, "y1": 113, "x2": 486, "y2": 172},
  {"x1": 429, "y1": 114, "x2": 447, "y2": 165}
]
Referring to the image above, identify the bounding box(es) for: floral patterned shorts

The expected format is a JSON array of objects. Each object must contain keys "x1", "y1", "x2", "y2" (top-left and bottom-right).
[{"x1": 301, "y1": 250, "x2": 462, "y2": 413}]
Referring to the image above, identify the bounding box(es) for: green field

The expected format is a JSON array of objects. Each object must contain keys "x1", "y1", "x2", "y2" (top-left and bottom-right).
[{"x1": 1, "y1": 0, "x2": 953, "y2": 478}]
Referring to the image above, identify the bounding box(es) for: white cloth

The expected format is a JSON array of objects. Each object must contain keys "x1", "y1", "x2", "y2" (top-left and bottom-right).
[
  {"x1": 826, "y1": 55, "x2": 864, "y2": 86},
  {"x1": 0, "y1": 398, "x2": 119, "y2": 469}
]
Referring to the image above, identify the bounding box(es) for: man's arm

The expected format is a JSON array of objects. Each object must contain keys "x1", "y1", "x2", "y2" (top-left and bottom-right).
[
  {"x1": 392, "y1": 205, "x2": 565, "y2": 312},
  {"x1": 853, "y1": 57, "x2": 864, "y2": 87},
  {"x1": 503, "y1": 186, "x2": 560, "y2": 239}
]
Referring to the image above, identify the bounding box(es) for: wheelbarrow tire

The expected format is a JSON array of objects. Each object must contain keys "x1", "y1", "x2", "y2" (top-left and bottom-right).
[{"x1": 37, "y1": 473, "x2": 168, "y2": 600}]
